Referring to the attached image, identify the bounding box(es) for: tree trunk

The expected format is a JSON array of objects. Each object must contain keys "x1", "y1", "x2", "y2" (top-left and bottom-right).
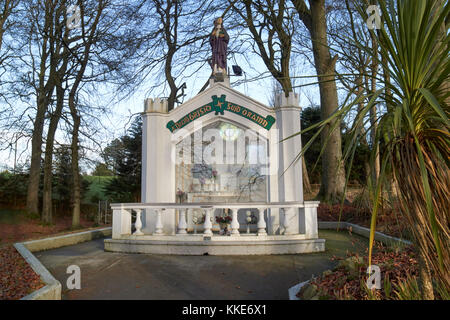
[
  {"x1": 26, "y1": 99, "x2": 46, "y2": 216},
  {"x1": 308, "y1": 0, "x2": 346, "y2": 203},
  {"x1": 70, "y1": 98, "x2": 81, "y2": 229},
  {"x1": 65, "y1": 0, "x2": 104, "y2": 228},
  {"x1": 302, "y1": 157, "x2": 312, "y2": 195},
  {"x1": 159, "y1": 0, "x2": 179, "y2": 112},
  {"x1": 41, "y1": 86, "x2": 64, "y2": 224},
  {"x1": 40, "y1": 2, "x2": 70, "y2": 223},
  {"x1": 166, "y1": 46, "x2": 177, "y2": 111},
  {"x1": 26, "y1": 0, "x2": 56, "y2": 216}
]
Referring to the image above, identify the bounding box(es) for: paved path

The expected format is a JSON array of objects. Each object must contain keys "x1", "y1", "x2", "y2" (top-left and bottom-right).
[{"x1": 35, "y1": 230, "x2": 367, "y2": 300}]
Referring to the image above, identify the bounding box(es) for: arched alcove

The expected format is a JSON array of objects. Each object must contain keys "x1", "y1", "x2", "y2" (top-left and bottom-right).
[
  {"x1": 175, "y1": 119, "x2": 269, "y2": 203},
  {"x1": 175, "y1": 120, "x2": 269, "y2": 231}
]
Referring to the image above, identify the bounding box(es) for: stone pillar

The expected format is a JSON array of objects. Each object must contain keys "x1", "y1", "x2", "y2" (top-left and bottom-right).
[
  {"x1": 112, "y1": 208, "x2": 131, "y2": 239},
  {"x1": 267, "y1": 127, "x2": 280, "y2": 235},
  {"x1": 303, "y1": 201, "x2": 319, "y2": 238},
  {"x1": 141, "y1": 98, "x2": 176, "y2": 235},
  {"x1": 274, "y1": 92, "x2": 304, "y2": 235}
]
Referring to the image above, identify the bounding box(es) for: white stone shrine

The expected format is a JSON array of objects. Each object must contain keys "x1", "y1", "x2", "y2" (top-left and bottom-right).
[{"x1": 105, "y1": 76, "x2": 325, "y2": 255}]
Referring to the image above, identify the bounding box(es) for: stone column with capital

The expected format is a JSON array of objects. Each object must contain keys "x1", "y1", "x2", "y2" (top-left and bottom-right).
[
  {"x1": 273, "y1": 92, "x2": 304, "y2": 235},
  {"x1": 141, "y1": 98, "x2": 176, "y2": 235}
]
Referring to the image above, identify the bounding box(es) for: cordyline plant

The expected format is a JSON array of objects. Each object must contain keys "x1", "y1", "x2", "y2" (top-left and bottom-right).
[{"x1": 286, "y1": 0, "x2": 449, "y2": 299}]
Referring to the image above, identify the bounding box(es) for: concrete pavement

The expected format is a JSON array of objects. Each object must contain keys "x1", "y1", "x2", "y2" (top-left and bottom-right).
[{"x1": 34, "y1": 230, "x2": 368, "y2": 300}]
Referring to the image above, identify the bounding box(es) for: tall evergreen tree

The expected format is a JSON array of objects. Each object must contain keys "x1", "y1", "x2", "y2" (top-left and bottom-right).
[
  {"x1": 53, "y1": 145, "x2": 73, "y2": 214},
  {"x1": 103, "y1": 117, "x2": 142, "y2": 203}
]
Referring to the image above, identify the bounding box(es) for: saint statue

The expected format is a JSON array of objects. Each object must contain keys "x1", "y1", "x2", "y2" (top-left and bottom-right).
[{"x1": 210, "y1": 17, "x2": 229, "y2": 75}]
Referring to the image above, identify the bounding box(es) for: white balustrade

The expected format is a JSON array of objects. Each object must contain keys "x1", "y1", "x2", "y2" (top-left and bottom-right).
[
  {"x1": 110, "y1": 201, "x2": 320, "y2": 240},
  {"x1": 133, "y1": 209, "x2": 144, "y2": 235},
  {"x1": 257, "y1": 207, "x2": 267, "y2": 235},
  {"x1": 230, "y1": 209, "x2": 240, "y2": 235},
  {"x1": 178, "y1": 209, "x2": 188, "y2": 234}
]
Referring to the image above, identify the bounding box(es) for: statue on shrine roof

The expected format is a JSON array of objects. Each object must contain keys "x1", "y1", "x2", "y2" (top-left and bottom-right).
[{"x1": 209, "y1": 17, "x2": 229, "y2": 75}]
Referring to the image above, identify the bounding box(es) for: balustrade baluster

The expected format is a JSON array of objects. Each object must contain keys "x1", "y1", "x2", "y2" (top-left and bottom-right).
[
  {"x1": 230, "y1": 209, "x2": 240, "y2": 235},
  {"x1": 203, "y1": 208, "x2": 213, "y2": 235},
  {"x1": 178, "y1": 208, "x2": 188, "y2": 234},
  {"x1": 133, "y1": 209, "x2": 144, "y2": 235},
  {"x1": 154, "y1": 209, "x2": 164, "y2": 234},
  {"x1": 257, "y1": 207, "x2": 267, "y2": 235}
]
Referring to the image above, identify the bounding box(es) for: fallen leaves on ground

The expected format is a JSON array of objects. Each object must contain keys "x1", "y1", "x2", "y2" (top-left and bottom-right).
[
  {"x1": 298, "y1": 244, "x2": 420, "y2": 300},
  {"x1": 0, "y1": 211, "x2": 110, "y2": 300},
  {"x1": 0, "y1": 213, "x2": 108, "y2": 245},
  {"x1": 0, "y1": 245, "x2": 45, "y2": 300}
]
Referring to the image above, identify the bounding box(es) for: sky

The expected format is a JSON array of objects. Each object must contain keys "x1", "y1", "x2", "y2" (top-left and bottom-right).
[{"x1": 0, "y1": 29, "x2": 321, "y2": 174}]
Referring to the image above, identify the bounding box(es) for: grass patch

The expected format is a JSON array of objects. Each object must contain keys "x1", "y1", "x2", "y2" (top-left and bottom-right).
[{"x1": 319, "y1": 229, "x2": 369, "y2": 258}]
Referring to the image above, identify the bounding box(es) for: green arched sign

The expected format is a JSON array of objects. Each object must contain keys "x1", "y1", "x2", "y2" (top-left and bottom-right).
[{"x1": 166, "y1": 95, "x2": 275, "y2": 133}]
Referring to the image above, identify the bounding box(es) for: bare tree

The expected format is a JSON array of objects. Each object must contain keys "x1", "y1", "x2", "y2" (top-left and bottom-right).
[
  {"x1": 10, "y1": 0, "x2": 142, "y2": 223},
  {"x1": 0, "y1": 0, "x2": 21, "y2": 147},
  {"x1": 41, "y1": 2, "x2": 72, "y2": 223},
  {"x1": 232, "y1": 0, "x2": 312, "y2": 194},
  {"x1": 328, "y1": 0, "x2": 383, "y2": 187},
  {"x1": 292, "y1": 0, "x2": 346, "y2": 203},
  {"x1": 325, "y1": 0, "x2": 375, "y2": 184},
  {"x1": 61, "y1": 0, "x2": 140, "y2": 227},
  {"x1": 233, "y1": 0, "x2": 295, "y2": 95},
  {"x1": 127, "y1": 0, "x2": 225, "y2": 111},
  {"x1": 24, "y1": 0, "x2": 61, "y2": 216},
  {"x1": 0, "y1": 1, "x2": 19, "y2": 49},
  {"x1": 66, "y1": 0, "x2": 107, "y2": 227}
]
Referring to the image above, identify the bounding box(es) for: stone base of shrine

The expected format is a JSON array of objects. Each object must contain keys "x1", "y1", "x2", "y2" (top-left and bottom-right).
[{"x1": 104, "y1": 235, "x2": 325, "y2": 255}]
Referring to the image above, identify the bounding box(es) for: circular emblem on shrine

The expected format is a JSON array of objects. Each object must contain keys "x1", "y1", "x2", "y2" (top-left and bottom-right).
[{"x1": 219, "y1": 123, "x2": 240, "y2": 141}]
